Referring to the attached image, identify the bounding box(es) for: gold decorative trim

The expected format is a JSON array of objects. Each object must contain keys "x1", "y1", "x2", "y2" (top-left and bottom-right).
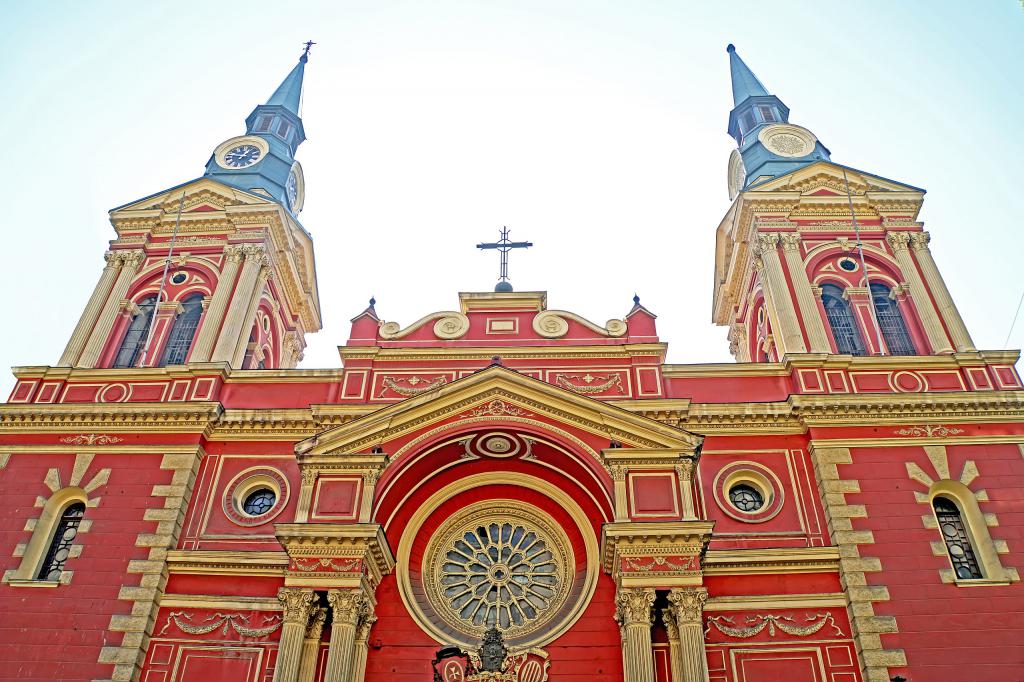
[
  {"x1": 58, "y1": 434, "x2": 125, "y2": 445},
  {"x1": 705, "y1": 612, "x2": 842, "y2": 639},
  {"x1": 379, "y1": 375, "x2": 448, "y2": 397},
  {"x1": 379, "y1": 311, "x2": 470, "y2": 340},
  {"x1": 532, "y1": 310, "x2": 626, "y2": 339},
  {"x1": 893, "y1": 425, "x2": 964, "y2": 438},
  {"x1": 554, "y1": 373, "x2": 624, "y2": 395}
]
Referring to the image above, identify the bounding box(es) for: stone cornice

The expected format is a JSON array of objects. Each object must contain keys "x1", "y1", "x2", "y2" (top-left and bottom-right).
[
  {"x1": 338, "y1": 342, "x2": 668, "y2": 363},
  {"x1": 0, "y1": 401, "x2": 222, "y2": 433},
  {"x1": 165, "y1": 550, "x2": 288, "y2": 576},
  {"x1": 703, "y1": 546, "x2": 840, "y2": 575}
]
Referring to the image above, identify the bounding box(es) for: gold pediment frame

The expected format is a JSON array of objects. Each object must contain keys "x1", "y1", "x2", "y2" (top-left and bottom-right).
[{"x1": 296, "y1": 365, "x2": 702, "y2": 463}]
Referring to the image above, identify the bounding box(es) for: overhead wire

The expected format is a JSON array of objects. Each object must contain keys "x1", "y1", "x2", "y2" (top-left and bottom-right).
[
  {"x1": 842, "y1": 168, "x2": 886, "y2": 355},
  {"x1": 136, "y1": 190, "x2": 187, "y2": 367}
]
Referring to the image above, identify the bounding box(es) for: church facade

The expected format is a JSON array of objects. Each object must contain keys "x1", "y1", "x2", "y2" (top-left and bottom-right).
[{"x1": 1, "y1": 45, "x2": 1022, "y2": 682}]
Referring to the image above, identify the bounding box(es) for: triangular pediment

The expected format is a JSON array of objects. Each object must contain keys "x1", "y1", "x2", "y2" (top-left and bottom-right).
[
  {"x1": 110, "y1": 177, "x2": 278, "y2": 215},
  {"x1": 297, "y1": 365, "x2": 700, "y2": 459},
  {"x1": 747, "y1": 161, "x2": 924, "y2": 196}
]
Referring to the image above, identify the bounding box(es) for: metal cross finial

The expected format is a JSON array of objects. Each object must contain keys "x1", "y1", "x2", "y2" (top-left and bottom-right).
[
  {"x1": 302, "y1": 40, "x2": 316, "y2": 60},
  {"x1": 477, "y1": 227, "x2": 533, "y2": 293}
]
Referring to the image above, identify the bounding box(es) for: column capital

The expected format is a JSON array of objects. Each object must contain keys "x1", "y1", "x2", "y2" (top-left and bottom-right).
[
  {"x1": 223, "y1": 244, "x2": 246, "y2": 263},
  {"x1": 305, "y1": 606, "x2": 327, "y2": 640},
  {"x1": 779, "y1": 233, "x2": 801, "y2": 252},
  {"x1": 278, "y1": 587, "x2": 316, "y2": 624},
  {"x1": 909, "y1": 231, "x2": 931, "y2": 251},
  {"x1": 118, "y1": 249, "x2": 146, "y2": 270},
  {"x1": 614, "y1": 587, "x2": 655, "y2": 627},
  {"x1": 667, "y1": 586, "x2": 708, "y2": 625},
  {"x1": 327, "y1": 589, "x2": 370, "y2": 627},
  {"x1": 661, "y1": 608, "x2": 680, "y2": 641},
  {"x1": 356, "y1": 612, "x2": 378, "y2": 641},
  {"x1": 886, "y1": 232, "x2": 911, "y2": 251},
  {"x1": 755, "y1": 232, "x2": 780, "y2": 252}
]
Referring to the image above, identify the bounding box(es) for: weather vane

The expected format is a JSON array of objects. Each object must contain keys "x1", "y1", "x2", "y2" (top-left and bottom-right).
[
  {"x1": 302, "y1": 40, "x2": 316, "y2": 60},
  {"x1": 477, "y1": 227, "x2": 532, "y2": 292}
]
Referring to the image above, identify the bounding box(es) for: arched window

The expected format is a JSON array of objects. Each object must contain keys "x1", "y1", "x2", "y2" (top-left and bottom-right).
[
  {"x1": 161, "y1": 294, "x2": 204, "y2": 366},
  {"x1": 871, "y1": 283, "x2": 916, "y2": 355},
  {"x1": 37, "y1": 502, "x2": 85, "y2": 581},
  {"x1": 821, "y1": 284, "x2": 866, "y2": 356},
  {"x1": 112, "y1": 295, "x2": 157, "y2": 368},
  {"x1": 933, "y1": 497, "x2": 982, "y2": 580}
]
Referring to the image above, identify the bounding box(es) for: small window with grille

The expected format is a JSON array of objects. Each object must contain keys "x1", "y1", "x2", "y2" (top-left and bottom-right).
[
  {"x1": 870, "y1": 283, "x2": 916, "y2": 355},
  {"x1": 37, "y1": 502, "x2": 85, "y2": 581},
  {"x1": 933, "y1": 497, "x2": 982, "y2": 580},
  {"x1": 821, "y1": 284, "x2": 867, "y2": 356}
]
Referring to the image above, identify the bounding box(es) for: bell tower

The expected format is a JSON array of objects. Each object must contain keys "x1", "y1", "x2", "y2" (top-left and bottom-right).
[
  {"x1": 712, "y1": 45, "x2": 975, "y2": 362},
  {"x1": 58, "y1": 50, "x2": 321, "y2": 370}
]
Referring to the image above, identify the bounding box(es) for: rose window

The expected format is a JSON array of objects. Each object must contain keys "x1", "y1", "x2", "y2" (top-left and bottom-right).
[
  {"x1": 418, "y1": 502, "x2": 576, "y2": 647},
  {"x1": 440, "y1": 522, "x2": 559, "y2": 630}
]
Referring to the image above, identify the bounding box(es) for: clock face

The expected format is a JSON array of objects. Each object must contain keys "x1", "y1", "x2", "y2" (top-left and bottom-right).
[
  {"x1": 286, "y1": 170, "x2": 298, "y2": 208},
  {"x1": 223, "y1": 144, "x2": 262, "y2": 168}
]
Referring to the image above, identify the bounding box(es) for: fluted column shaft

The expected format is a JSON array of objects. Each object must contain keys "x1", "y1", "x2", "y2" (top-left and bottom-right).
[
  {"x1": 662, "y1": 610, "x2": 684, "y2": 682},
  {"x1": 230, "y1": 266, "x2": 272, "y2": 366},
  {"x1": 274, "y1": 588, "x2": 316, "y2": 682},
  {"x1": 615, "y1": 588, "x2": 655, "y2": 682},
  {"x1": 78, "y1": 250, "x2": 145, "y2": 368},
  {"x1": 887, "y1": 233, "x2": 952, "y2": 353},
  {"x1": 780, "y1": 234, "x2": 831, "y2": 353},
  {"x1": 324, "y1": 589, "x2": 365, "y2": 682},
  {"x1": 667, "y1": 588, "x2": 709, "y2": 682},
  {"x1": 190, "y1": 245, "x2": 243, "y2": 362},
  {"x1": 754, "y1": 234, "x2": 807, "y2": 355},
  {"x1": 352, "y1": 613, "x2": 376, "y2": 682},
  {"x1": 297, "y1": 607, "x2": 327, "y2": 682},
  {"x1": 910, "y1": 232, "x2": 975, "y2": 352},
  {"x1": 211, "y1": 245, "x2": 266, "y2": 364},
  {"x1": 60, "y1": 252, "x2": 121, "y2": 366}
]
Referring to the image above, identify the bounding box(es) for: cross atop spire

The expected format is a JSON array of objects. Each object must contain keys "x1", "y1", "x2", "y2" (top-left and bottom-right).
[
  {"x1": 302, "y1": 40, "x2": 316, "y2": 61},
  {"x1": 477, "y1": 228, "x2": 533, "y2": 293}
]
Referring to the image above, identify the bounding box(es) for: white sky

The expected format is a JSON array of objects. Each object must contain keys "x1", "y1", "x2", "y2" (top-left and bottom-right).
[{"x1": 1, "y1": 2, "x2": 1023, "y2": 398}]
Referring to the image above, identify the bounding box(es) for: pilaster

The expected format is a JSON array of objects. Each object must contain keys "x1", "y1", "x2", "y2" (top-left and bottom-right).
[
  {"x1": 231, "y1": 264, "x2": 273, "y2": 367},
  {"x1": 210, "y1": 244, "x2": 267, "y2": 365},
  {"x1": 909, "y1": 231, "x2": 975, "y2": 352},
  {"x1": 274, "y1": 588, "x2": 317, "y2": 682},
  {"x1": 78, "y1": 250, "x2": 145, "y2": 368},
  {"x1": 59, "y1": 251, "x2": 122, "y2": 366},
  {"x1": 324, "y1": 589, "x2": 371, "y2": 682},
  {"x1": 753, "y1": 233, "x2": 807, "y2": 355},
  {"x1": 189, "y1": 244, "x2": 243, "y2": 362},
  {"x1": 780, "y1": 233, "x2": 831, "y2": 353},
  {"x1": 886, "y1": 233, "x2": 952, "y2": 353}
]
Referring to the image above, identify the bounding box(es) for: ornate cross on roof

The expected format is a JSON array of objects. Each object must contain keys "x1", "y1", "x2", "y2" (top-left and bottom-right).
[
  {"x1": 477, "y1": 227, "x2": 532, "y2": 293},
  {"x1": 302, "y1": 40, "x2": 316, "y2": 60}
]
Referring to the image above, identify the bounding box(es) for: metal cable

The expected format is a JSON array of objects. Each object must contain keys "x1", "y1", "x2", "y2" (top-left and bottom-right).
[
  {"x1": 842, "y1": 168, "x2": 886, "y2": 355},
  {"x1": 136, "y1": 190, "x2": 187, "y2": 367}
]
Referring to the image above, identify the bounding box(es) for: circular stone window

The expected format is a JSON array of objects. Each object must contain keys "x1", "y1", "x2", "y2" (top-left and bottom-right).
[
  {"x1": 169, "y1": 271, "x2": 188, "y2": 285},
  {"x1": 728, "y1": 483, "x2": 764, "y2": 512},
  {"x1": 418, "y1": 501, "x2": 576, "y2": 648},
  {"x1": 838, "y1": 257, "x2": 858, "y2": 272},
  {"x1": 712, "y1": 462, "x2": 784, "y2": 523},
  {"x1": 242, "y1": 488, "x2": 276, "y2": 516},
  {"x1": 222, "y1": 467, "x2": 289, "y2": 527}
]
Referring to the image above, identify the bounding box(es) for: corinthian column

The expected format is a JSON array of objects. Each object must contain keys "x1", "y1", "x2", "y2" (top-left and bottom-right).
[
  {"x1": 662, "y1": 609, "x2": 684, "y2": 682},
  {"x1": 59, "y1": 251, "x2": 122, "y2": 366},
  {"x1": 297, "y1": 607, "x2": 327, "y2": 682},
  {"x1": 230, "y1": 265, "x2": 272, "y2": 366},
  {"x1": 274, "y1": 588, "x2": 316, "y2": 682},
  {"x1": 324, "y1": 589, "x2": 366, "y2": 682},
  {"x1": 78, "y1": 250, "x2": 146, "y2": 368},
  {"x1": 666, "y1": 588, "x2": 709, "y2": 682},
  {"x1": 754, "y1": 234, "x2": 807, "y2": 355},
  {"x1": 189, "y1": 244, "x2": 243, "y2": 362},
  {"x1": 210, "y1": 244, "x2": 267, "y2": 365},
  {"x1": 352, "y1": 612, "x2": 377, "y2": 682},
  {"x1": 910, "y1": 232, "x2": 975, "y2": 352},
  {"x1": 780, "y1": 234, "x2": 831, "y2": 353},
  {"x1": 886, "y1": 233, "x2": 952, "y2": 353},
  {"x1": 615, "y1": 588, "x2": 655, "y2": 682}
]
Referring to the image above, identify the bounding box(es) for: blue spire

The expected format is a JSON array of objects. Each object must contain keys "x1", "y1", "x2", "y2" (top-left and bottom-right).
[
  {"x1": 725, "y1": 44, "x2": 829, "y2": 192},
  {"x1": 203, "y1": 48, "x2": 312, "y2": 215},
  {"x1": 727, "y1": 44, "x2": 770, "y2": 106},
  {"x1": 265, "y1": 53, "x2": 306, "y2": 116}
]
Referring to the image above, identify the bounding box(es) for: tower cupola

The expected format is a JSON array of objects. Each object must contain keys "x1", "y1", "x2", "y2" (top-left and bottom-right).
[
  {"x1": 203, "y1": 47, "x2": 310, "y2": 215},
  {"x1": 725, "y1": 44, "x2": 831, "y2": 199}
]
